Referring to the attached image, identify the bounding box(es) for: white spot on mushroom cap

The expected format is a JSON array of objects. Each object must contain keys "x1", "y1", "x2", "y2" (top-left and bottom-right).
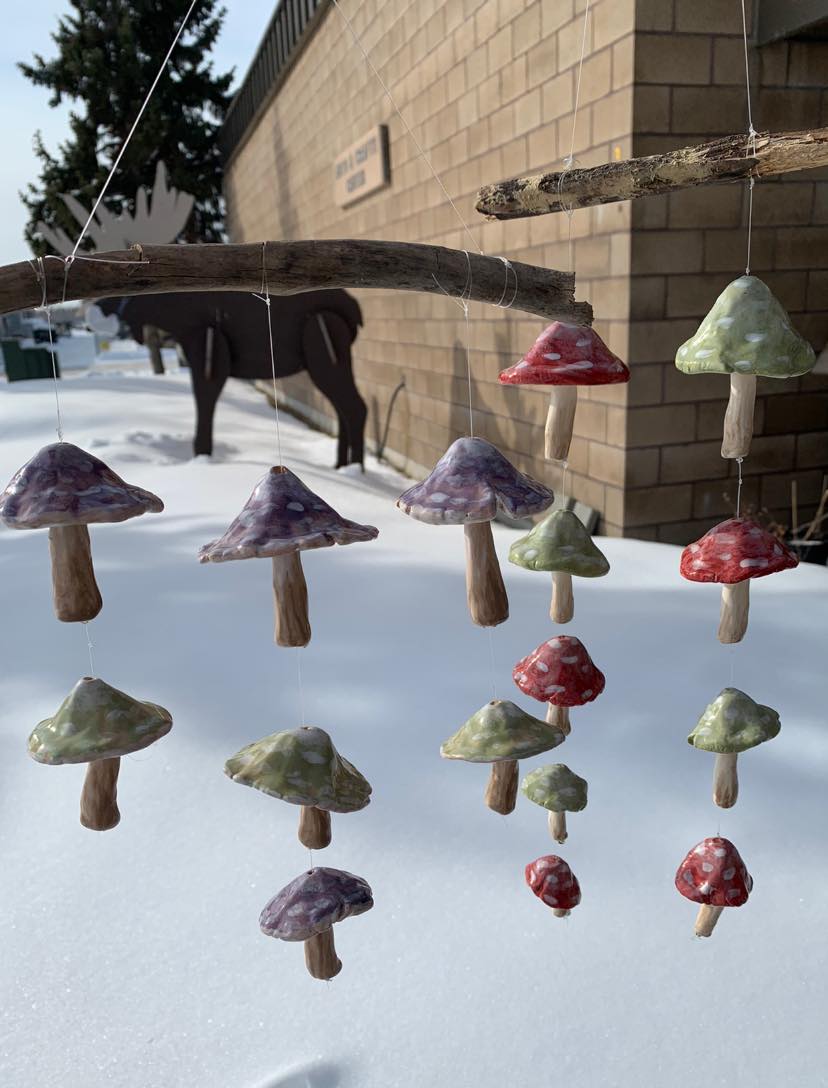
[
  {"x1": 733, "y1": 360, "x2": 753, "y2": 370},
  {"x1": 717, "y1": 317, "x2": 735, "y2": 328},
  {"x1": 726, "y1": 888, "x2": 742, "y2": 900},
  {"x1": 287, "y1": 501, "x2": 305, "y2": 512},
  {"x1": 740, "y1": 558, "x2": 768, "y2": 568},
  {"x1": 544, "y1": 684, "x2": 565, "y2": 695},
  {"x1": 682, "y1": 870, "x2": 694, "y2": 884},
  {"x1": 543, "y1": 352, "x2": 561, "y2": 361},
  {"x1": 524, "y1": 547, "x2": 539, "y2": 559},
  {"x1": 561, "y1": 655, "x2": 578, "y2": 664},
  {"x1": 543, "y1": 893, "x2": 558, "y2": 905},
  {"x1": 536, "y1": 661, "x2": 549, "y2": 673},
  {"x1": 695, "y1": 349, "x2": 715, "y2": 358},
  {"x1": 581, "y1": 689, "x2": 593, "y2": 698},
  {"x1": 429, "y1": 492, "x2": 449, "y2": 503},
  {"x1": 723, "y1": 867, "x2": 736, "y2": 881},
  {"x1": 744, "y1": 332, "x2": 765, "y2": 342},
  {"x1": 714, "y1": 848, "x2": 726, "y2": 858},
  {"x1": 702, "y1": 862, "x2": 714, "y2": 873}
]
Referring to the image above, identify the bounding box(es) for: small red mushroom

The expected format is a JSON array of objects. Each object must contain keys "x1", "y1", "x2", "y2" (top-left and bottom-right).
[
  {"x1": 525, "y1": 854, "x2": 581, "y2": 918},
  {"x1": 513, "y1": 634, "x2": 605, "y2": 735},
  {"x1": 499, "y1": 322, "x2": 629, "y2": 461},
  {"x1": 680, "y1": 518, "x2": 798, "y2": 643},
  {"x1": 675, "y1": 836, "x2": 753, "y2": 938}
]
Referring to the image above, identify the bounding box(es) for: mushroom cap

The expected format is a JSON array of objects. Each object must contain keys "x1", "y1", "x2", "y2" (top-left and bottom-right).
[
  {"x1": 680, "y1": 517, "x2": 798, "y2": 584},
  {"x1": 0, "y1": 442, "x2": 163, "y2": 529},
  {"x1": 525, "y1": 855, "x2": 582, "y2": 911},
  {"x1": 440, "y1": 699, "x2": 566, "y2": 763},
  {"x1": 513, "y1": 635, "x2": 605, "y2": 708},
  {"x1": 509, "y1": 509, "x2": 609, "y2": 576},
  {"x1": 224, "y1": 725, "x2": 371, "y2": 813},
  {"x1": 27, "y1": 676, "x2": 172, "y2": 765},
  {"x1": 199, "y1": 466, "x2": 378, "y2": 562},
  {"x1": 259, "y1": 867, "x2": 373, "y2": 941},
  {"x1": 396, "y1": 437, "x2": 554, "y2": 525},
  {"x1": 499, "y1": 322, "x2": 630, "y2": 387},
  {"x1": 521, "y1": 763, "x2": 588, "y2": 813},
  {"x1": 675, "y1": 275, "x2": 815, "y2": 378},
  {"x1": 675, "y1": 837, "x2": 753, "y2": 907},
  {"x1": 688, "y1": 687, "x2": 780, "y2": 754}
]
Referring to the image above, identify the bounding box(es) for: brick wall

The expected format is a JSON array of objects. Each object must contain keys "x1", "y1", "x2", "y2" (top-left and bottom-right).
[
  {"x1": 627, "y1": 0, "x2": 828, "y2": 541},
  {"x1": 224, "y1": 0, "x2": 636, "y2": 535},
  {"x1": 223, "y1": 0, "x2": 828, "y2": 541}
]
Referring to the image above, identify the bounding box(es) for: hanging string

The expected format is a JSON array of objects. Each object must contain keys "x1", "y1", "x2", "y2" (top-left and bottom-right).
[
  {"x1": 432, "y1": 251, "x2": 476, "y2": 436},
  {"x1": 29, "y1": 258, "x2": 65, "y2": 442},
  {"x1": 740, "y1": 0, "x2": 758, "y2": 275},
  {"x1": 557, "y1": 0, "x2": 591, "y2": 270},
  {"x1": 330, "y1": 0, "x2": 482, "y2": 256},
  {"x1": 69, "y1": 0, "x2": 200, "y2": 258},
  {"x1": 487, "y1": 628, "x2": 497, "y2": 701},
  {"x1": 560, "y1": 459, "x2": 569, "y2": 506},
  {"x1": 253, "y1": 243, "x2": 285, "y2": 465},
  {"x1": 736, "y1": 457, "x2": 744, "y2": 516},
  {"x1": 296, "y1": 647, "x2": 306, "y2": 726},
  {"x1": 83, "y1": 622, "x2": 96, "y2": 675}
]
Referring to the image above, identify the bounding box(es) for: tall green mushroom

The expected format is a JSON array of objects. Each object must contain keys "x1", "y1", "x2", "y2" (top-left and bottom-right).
[
  {"x1": 28, "y1": 676, "x2": 172, "y2": 830},
  {"x1": 509, "y1": 509, "x2": 609, "y2": 622},
  {"x1": 688, "y1": 687, "x2": 780, "y2": 809},
  {"x1": 441, "y1": 699, "x2": 565, "y2": 815},
  {"x1": 675, "y1": 276, "x2": 815, "y2": 459},
  {"x1": 521, "y1": 763, "x2": 588, "y2": 843},
  {"x1": 225, "y1": 725, "x2": 371, "y2": 849}
]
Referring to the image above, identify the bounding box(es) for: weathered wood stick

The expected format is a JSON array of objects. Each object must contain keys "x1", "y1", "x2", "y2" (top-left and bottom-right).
[
  {"x1": 0, "y1": 241, "x2": 592, "y2": 325},
  {"x1": 476, "y1": 128, "x2": 828, "y2": 219}
]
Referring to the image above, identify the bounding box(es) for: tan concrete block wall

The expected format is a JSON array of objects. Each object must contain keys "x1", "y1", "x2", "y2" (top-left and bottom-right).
[
  {"x1": 224, "y1": 0, "x2": 636, "y2": 534},
  {"x1": 628, "y1": 0, "x2": 828, "y2": 542}
]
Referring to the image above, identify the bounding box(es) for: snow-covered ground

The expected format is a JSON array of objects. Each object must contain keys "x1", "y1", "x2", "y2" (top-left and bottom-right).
[{"x1": 0, "y1": 371, "x2": 826, "y2": 1088}]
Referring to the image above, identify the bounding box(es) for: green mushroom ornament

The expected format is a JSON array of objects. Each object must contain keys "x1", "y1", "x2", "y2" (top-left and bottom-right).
[
  {"x1": 509, "y1": 509, "x2": 609, "y2": 623},
  {"x1": 688, "y1": 687, "x2": 780, "y2": 809},
  {"x1": 441, "y1": 699, "x2": 565, "y2": 816},
  {"x1": 28, "y1": 676, "x2": 172, "y2": 831},
  {"x1": 521, "y1": 763, "x2": 588, "y2": 844},
  {"x1": 225, "y1": 725, "x2": 371, "y2": 849},
  {"x1": 676, "y1": 276, "x2": 815, "y2": 460}
]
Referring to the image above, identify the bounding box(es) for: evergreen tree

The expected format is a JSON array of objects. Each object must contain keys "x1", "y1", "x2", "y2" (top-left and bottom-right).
[{"x1": 20, "y1": 1, "x2": 234, "y2": 254}]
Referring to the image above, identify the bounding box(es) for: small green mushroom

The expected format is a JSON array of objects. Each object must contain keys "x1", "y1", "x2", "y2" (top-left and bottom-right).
[
  {"x1": 688, "y1": 687, "x2": 780, "y2": 809},
  {"x1": 521, "y1": 763, "x2": 588, "y2": 843},
  {"x1": 225, "y1": 725, "x2": 371, "y2": 849},
  {"x1": 441, "y1": 699, "x2": 565, "y2": 816},
  {"x1": 509, "y1": 509, "x2": 609, "y2": 622},
  {"x1": 675, "y1": 276, "x2": 815, "y2": 459},
  {"x1": 28, "y1": 676, "x2": 172, "y2": 831}
]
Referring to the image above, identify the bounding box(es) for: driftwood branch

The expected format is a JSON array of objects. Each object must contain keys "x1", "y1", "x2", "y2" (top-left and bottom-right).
[
  {"x1": 476, "y1": 127, "x2": 828, "y2": 219},
  {"x1": 0, "y1": 240, "x2": 592, "y2": 325}
]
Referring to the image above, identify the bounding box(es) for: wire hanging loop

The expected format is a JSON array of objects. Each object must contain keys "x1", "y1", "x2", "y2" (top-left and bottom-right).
[
  {"x1": 431, "y1": 251, "x2": 475, "y2": 437},
  {"x1": 31, "y1": 256, "x2": 65, "y2": 442},
  {"x1": 740, "y1": 0, "x2": 758, "y2": 276},
  {"x1": 252, "y1": 241, "x2": 284, "y2": 466}
]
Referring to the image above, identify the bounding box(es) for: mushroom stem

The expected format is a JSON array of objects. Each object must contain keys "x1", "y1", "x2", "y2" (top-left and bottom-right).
[
  {"x1": 48, "y1": 525, "x2": 103, "y2": 623},
  {"x1": 548, "y1": 810, "x2": 568, "y2": 843},
  {"x1": 550, "y1": 571, "x2": 574, "y2": 623},
  {"x1": 304, "y1": 928, "x2": 342, "y2": 980},
  {"x1": 271, "y1": 552, "x2": 311, "y2": 648},
  {"x1": 721, "y1": 373, "x2": 756, "y2": 460},
  {"x1": 80, "y1": 757, "x2": 121, "y2": 831},
  {"x1": 718, "y1": 580, "x2": 750, "y2": 644},
  {"x1": 463, "y1": 521, "x2": 509, "y2": 627},
  {"x1": 484, "y1": 759, "x2": 518, "y2": 814},
  {"x1": 553, "y1": 909, "x2": 571, "y2": 919},
  {"x1": 694, "y1": 904, "x2": 724, "y2": 938},
  {"x1": 544, "y1": 386, "x2": 578, "y2": 462},
  {"x1": 712, "y1": 752, "x2": 739, "y2": 809},
  {"x1": 298, "y1": 805, "x2": 332, "y2": 850},
  {"x1": 546, "y1": 703, "x2": 571, "y2": 735}
]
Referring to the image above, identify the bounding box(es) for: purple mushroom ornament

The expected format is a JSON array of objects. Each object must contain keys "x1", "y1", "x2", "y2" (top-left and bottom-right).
[
  {"x1": 260, "y1": 867, "x2": 373, "y2": 980},
  {"x1": 0, "y1": 443, "x2": 163, "y2": 622},
  {"x1": 397, "y1": 437, "x2": 554, "y2": 627},
  {"x1": 199, "y1": 467, "x2": 378, "y2": 647}
]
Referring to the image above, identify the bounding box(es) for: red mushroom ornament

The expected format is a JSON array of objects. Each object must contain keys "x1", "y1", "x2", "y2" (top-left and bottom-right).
[
  {"x1": 675, "y1": 837, "x2": 752, "y2": 938},
  {"x1": 680, "y1": 518, "x2": 798, "y2": 644},
  {"x1": 513, "y1": 634, "x2": 605, "y2": 735},
  {"x1": 526, "y1": 855, "x2": 581, "y2": 918},
  {"x1": 500, "y1": 322, "x2": 629, "y2": 461}
]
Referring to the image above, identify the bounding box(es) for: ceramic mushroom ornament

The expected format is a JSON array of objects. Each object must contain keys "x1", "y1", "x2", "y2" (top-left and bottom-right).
[
  {"x1": 513, "y1": 634, "x2": 605, "y2": 734},
  {"x1": 28, "y1": 677, "x2": 172, "y2": 830},
  {"x1": 397, "y1": 437, "x2": 554, "y2": 627},
  {"x1": 676, "y1": 276, "x2": 816, "y2": 459},
  {"x1": 0, "y1": 442, "x2": 163, "y2": 621},
  {"x1": 259, "y1": 867, "x2": 373, "y2": 980},
  {"x1": 688, "y1": 688, "x2": 780, "y2": 809},
  {"x1": 199, "y1": 467, "x2": 377, "y2": 647},
  {"x1": 499, "y1": 323, "x2": 629, "y2": 461},
  {"x1": 525, "y1": 855, "x2": 581, "y2": 918},
  {"x1": 521, "y1": 763, "x2": 588, "y2": 844},
  {"x1": 440, "y1": 699, "x2": 565, "y2": 815},
  {"x1": 509, "y1": 509, "x2": 609, "y2": 622},
  {"x1": 224, "y1": 726, "x2": 371, "y2": 849},
  {"x1": 680, "y1": 518, "x2": 798, "y2": 643},
  {"x1": 675, "y1": 837, "x2": 752, "y2": 938}
]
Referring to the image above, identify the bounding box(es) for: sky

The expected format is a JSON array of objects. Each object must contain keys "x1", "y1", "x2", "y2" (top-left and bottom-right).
[{"x1": 0, "y1": 0, "x2": 279, "y2": 262}]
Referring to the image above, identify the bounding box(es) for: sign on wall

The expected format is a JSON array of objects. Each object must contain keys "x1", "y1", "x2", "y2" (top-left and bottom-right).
[{"x1": 334, "y1": 125, "x2": 390, "y2": 208}]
